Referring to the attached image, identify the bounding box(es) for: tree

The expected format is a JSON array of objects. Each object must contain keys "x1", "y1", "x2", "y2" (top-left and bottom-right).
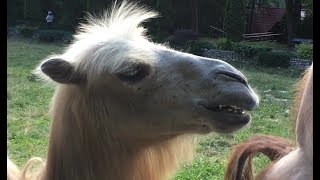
[
  {"x1": 301, "y1": 0, "x2": 312, "y2": 15},
  {"x1": 60, "y1": 0, "x2": 82, "y2": 30},
  {"x1": 223, "y1": 0, "x2": 247, "y2": 41},
  {"x1": 285, "y1": 0, "x2": 302, "y2": 47},
  {"x1": 297, "y1": 0, "x2": 313, "y2": 39},
  {"x1": 256, "y1": 0, "x2": 286, "y2": 7},
  {"x1": 23, "y1": 0, "x2": 28, "y2": 19},
  {"x1": 190, "y1": 0, "x2": 198, "y2": 33},
  {"x1": 7, "y1": 0, "x2": 24, "y2": 25},
  {"x1": 151, "y1": 0, "x2": 175, "y2": 34}
]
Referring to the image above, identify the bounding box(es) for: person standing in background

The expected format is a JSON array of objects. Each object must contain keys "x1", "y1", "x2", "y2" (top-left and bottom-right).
[{"x1": 46, "y1": 11, "x2": 54, "y2": 29}]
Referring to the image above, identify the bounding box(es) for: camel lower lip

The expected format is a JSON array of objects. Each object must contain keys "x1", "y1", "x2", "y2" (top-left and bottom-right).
[
  {"x1": 199, "y1": 104, "x2": 252, "y2": 128},
  {"x1": 210, "y1": 112, "x2": 251, "y2": 134}
]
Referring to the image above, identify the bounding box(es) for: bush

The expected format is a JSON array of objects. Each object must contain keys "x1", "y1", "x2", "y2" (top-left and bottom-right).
[
  {"x1": 169, "y1": 29, "x2": 199, "y2": 46},
  {"x1": 232, "y1": 42, "x2": 272, "y2": 58},
  {"x1": 239, "y1": 41, "x2": 286, "y2": 49},
  {"x1": 271, "y1": 15, "x2": 287, "y2": 33},
  {"x1": 16, "y1": 25, "x2": 39, "y2": 38},
  {"x1": 149, "y1": 32, "x2": 171, "y2": 43},
  {"x1": 215, "y1": 37, "x2": 233, "y2": 50},
  {"x1": 35, "y1": 30, "x2": 73, "y2": 43},
  {"x1": 296, "y1": 43, "x2": 313, "y2": 59},
  {"x1": 184, "y1": 40, "x2": 215, "y2": 56},
  {"x1": 257, "y1": 50, "x2": 290, "y2": 68}
]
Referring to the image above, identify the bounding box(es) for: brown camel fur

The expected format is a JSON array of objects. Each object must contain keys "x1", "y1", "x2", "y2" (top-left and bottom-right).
[{"x1": 224, "y1": 64, "x2": 313, "y2": 180}]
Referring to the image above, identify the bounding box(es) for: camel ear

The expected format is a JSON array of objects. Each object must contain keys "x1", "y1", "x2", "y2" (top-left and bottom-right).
[{"x1": 41, "y1": 58, "x2": 84, "y2": 84}]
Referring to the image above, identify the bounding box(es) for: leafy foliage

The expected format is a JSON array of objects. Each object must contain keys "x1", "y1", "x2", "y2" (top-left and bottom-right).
[
  {"x1": 215, "y1": 37, "x2": 233, "y2": 50},
  {"x1": 296, "y1": 43, "x2": 313, "y2": 59},
  {"x1": 301, "y1": 0, "x2": 313, "y2": 14},
  {"x1": 35, "y1": 30, "x2": 73, "y2": 43},
  {"x1": 16, "y1": 25, "x2": 39, "y2": 38},
  {"x1": 184, "y1": 40, "x2": 215, "y2": 56},
  {"x1": 169, "y1": 29, "x2": 199, "y2": 46},
  {"x1": 256, "y1": 0, "x2": 286, "y2": 8},
  {"x1": 270, "y1": 15, "x2": 287, "y2": 42},
  {"x1": 257, "y1": 50, "x2": 291, "y2": 68},
  {"x1": 232, "y1": 41, "x2": 272, "y2": 58}
]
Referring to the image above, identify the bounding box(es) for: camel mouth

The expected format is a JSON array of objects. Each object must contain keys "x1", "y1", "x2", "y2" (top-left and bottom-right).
[
  {"x1": 204, "y1": 105, "x2": 247, "y2": 115},
  {"x1": 198, "y1": 103, "x2": 254, "y2": 133}
]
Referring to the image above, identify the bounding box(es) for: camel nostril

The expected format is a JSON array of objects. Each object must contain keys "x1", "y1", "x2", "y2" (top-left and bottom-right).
[{"x1": 218, "y1": 71, "x2": 248, "y2": 85}]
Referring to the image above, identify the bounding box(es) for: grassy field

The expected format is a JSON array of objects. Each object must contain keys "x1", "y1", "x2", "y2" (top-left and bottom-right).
[{"x1": 7, "y1": 38, "x2": 304, "y2": 179}]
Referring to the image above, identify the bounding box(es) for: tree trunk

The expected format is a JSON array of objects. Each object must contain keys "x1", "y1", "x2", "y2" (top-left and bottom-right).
[
  {"x1": 285, "y1": 0, "x2": 301, "y2": 47},
  {"x1": 86, "y1": 0, "x2": 91, "y2": 11},
  {"x1": 23, "y1": 0, "x2": 27, "y2": 19},
  {"x1": 61, "y1": 0, "x2": 81, "y2": 30},
  {"x1": 293, "y1": 0, "x2": 302, "y2": 37},
  {"x1": 191, "y1": 0, "x2": 198, "y2": 33},
  {"x1": 285, "y1": 0, "x2": 293, "y2": 46},
  {"x1": 248, "y1": 0, "x2": 256, "y2": 33}
]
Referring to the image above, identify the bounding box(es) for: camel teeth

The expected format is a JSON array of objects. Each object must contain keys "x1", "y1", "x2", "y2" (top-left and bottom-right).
[{"x1": 216, "y1": 105, "x2": 245, "y2": 114}]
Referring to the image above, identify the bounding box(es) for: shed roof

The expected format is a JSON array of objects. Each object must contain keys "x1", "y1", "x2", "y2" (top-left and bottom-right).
[{"x1": 250, "y1": 7, "x2": 286, "y2": 33}]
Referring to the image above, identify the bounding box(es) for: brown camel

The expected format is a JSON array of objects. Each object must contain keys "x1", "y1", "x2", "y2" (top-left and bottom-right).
[{"x1": 224, "y1": 64, "x2": 313, "y2": 180}]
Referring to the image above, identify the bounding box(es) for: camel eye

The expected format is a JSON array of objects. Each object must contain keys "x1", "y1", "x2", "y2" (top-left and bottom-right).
[{"x1": 117, "y1": 63, "x2": 150, "y2": 83}]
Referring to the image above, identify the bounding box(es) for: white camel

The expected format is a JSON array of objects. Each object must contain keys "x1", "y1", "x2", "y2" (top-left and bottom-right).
[{"x1": 7, "y1": 1, "x2": 259, "y2": 180}]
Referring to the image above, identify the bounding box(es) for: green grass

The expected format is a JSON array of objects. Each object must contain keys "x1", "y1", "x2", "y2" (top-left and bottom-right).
[
  {"x1": 7, "y1": 38, "x2": 302, "y2": 179},
  {"x1": 7, "y1": 39, "x2": 63, "y2": 166}
]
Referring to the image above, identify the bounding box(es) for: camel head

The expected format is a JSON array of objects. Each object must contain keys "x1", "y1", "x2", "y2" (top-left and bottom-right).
[{"x1": 35, "y1": 2, "x2": 259, "y2": 140}]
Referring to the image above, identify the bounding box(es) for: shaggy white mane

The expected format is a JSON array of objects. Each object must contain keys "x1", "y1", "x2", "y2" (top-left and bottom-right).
[
  {"x1": 75, "y1": 1, "x2": 158, "y2": 42},
  {"x1": 34, "y1": 1, "x2": 159, "y2": 83}
]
